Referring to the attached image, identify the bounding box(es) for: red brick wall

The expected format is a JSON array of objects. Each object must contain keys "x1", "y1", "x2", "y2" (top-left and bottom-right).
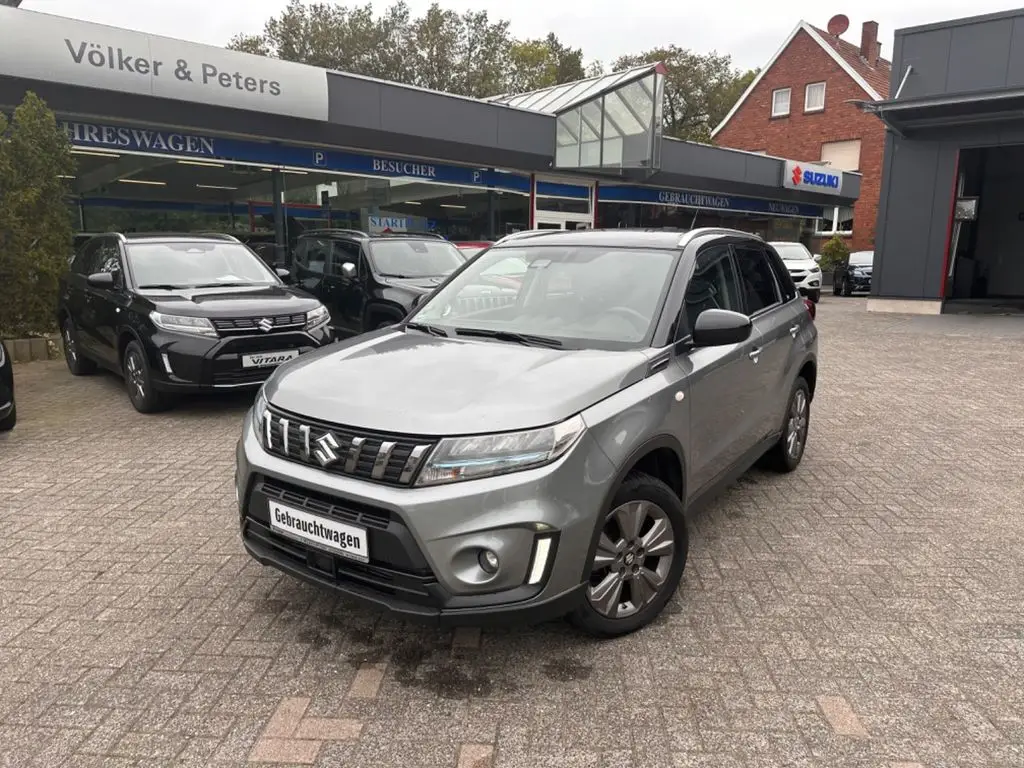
[{"x1": 714, "y1": 29, "x2": 886, "y2": 252}]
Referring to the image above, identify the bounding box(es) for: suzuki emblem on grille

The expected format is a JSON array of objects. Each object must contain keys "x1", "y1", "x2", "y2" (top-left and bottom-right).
[
  {"x1": 258, "y1": 317, "x2": 274, "y2": 332},
  {"x1": 313, "y1": 432, "x2": 341, "y2": 466}
]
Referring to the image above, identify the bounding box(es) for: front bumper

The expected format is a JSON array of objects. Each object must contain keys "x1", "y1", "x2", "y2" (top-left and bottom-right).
[
  {"x1": 848, "y1": 274, "x2": 872, "y2": 292},
  {"x1": 147, "y1": 324, "x2": 333, "y2": 392},
  {"x1": 790, "y1": 272, "x2": 822, "y2": 293},
  {"x1": 235, "y1": 415, "x2": 613, "y2": 626}
]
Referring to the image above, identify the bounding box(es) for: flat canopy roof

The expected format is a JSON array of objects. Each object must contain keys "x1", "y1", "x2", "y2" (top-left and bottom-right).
[{"x1": 863, "y1": 86, "x2": 1024, "y2": 133}]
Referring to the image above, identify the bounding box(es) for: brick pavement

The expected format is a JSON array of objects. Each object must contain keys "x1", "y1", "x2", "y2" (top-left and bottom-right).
[{"x1": 1, "y1": 297, "x2": 1023, "y2": 767}]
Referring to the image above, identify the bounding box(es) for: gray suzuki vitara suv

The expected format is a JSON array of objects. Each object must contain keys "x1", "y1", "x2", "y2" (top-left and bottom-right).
[{"x1": 236, "y1": 228, "x2": 818, "y2": 637}]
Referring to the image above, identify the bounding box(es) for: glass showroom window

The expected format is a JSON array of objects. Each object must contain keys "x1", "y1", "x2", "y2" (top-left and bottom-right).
[
  {"x1": 815, "y1": 205, "x2": 855, "y2": 236},
  {"x1": 771, "y1": 88, "x2": 791, "y2": 117}
]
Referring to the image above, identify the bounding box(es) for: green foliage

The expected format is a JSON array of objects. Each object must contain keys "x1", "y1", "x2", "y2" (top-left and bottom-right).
[
  {"x1": 613, "y1": 46, "x2": 758, "y2": 142},
  {"x1": 0, "y1": 92, "x2": 74, "y2": 337},
  {"x1": 820, "y1": 235, "x2": 850, "y2": 271},
  {"x1": 228, "y1": 1, "x2": 588, "y2": 99}
]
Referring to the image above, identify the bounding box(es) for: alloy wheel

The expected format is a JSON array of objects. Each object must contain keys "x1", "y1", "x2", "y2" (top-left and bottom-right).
[
  {"x1": 587, "y1": 500, "x2": 675, "y2": 619},
  {"x1": 786, "y1": 389, "x2": 808, "y2": 459},
  {"x1": 126, "y1": 352, "x2": 146, "y2": 400},
  {"x1": 63, "y1": 325, "x2": 77, "y2": 363}
]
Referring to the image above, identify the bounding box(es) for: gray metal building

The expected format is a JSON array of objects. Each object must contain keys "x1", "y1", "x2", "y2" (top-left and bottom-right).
[
  {"x1": 0, "y1": 5, "x2": 857, "y2": 261},
  {"x1": 867, "y1": 9, "x2": 1024, "y2": 314}
]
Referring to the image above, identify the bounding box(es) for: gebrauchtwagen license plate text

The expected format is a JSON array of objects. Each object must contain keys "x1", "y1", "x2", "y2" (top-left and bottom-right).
[{"x1": 268, "y1": 501, "x2": 369, "y2": 562}]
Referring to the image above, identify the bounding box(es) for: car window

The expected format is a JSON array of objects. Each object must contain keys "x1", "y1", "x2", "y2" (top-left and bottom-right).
[
  {"x1": 329, "y1": 241, "x2": 361, "y2": 276},
  {"x1": 733, "y1": 244, "x2": 781, "y2": 315},
  {"x1": 764, "y1": 246, "x2": 797, "y2": 303},
  {"x1": 683, "y1": 245, "x2": 742, "y2": 336},
  {"x1": 367, "y1": 239, "x2": 465, "y2": 278},
  {"x1": 414, "y1": 244, "x2": 678, "y2": 348},
  {"x1": 97, "y1": 239, "x2": 123, "y2": 276},
  {"x1": 127, "y1": 241, "x2": 278, "y2": 289},
  {"x1": 73, "y1": 239, "x2": 103, "y2": 275},
  {"x1": 296, "y1": 238, "x2": 329, "y2": 275}
]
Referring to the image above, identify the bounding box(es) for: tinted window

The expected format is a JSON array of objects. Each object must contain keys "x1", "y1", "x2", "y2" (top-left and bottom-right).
[
  {"x1": 126, "y1": 241, "x2": 277, "y2": 289},
  {"x1": 683, "y1": 245, "x2": 742, "y2": 334},
  {"x1": 328, "y1": 241, "x2": 361, "y2": 276},
  {"x1": 414, "y1": 244, "x2": 677, "y2": 347},
  {"x1": 73, "y1": 239, "x2": 103, "y2": 275},
  {"x1": 764, "y1": 247, "x2": 797, "y2": 303},
  {"x1": 368, "y1": 239, "x2": 465, "y2": 278},
  {"x1": 733, "y1": 245, "x2": 781, "y2": 315},
  {"x1": 97, "y1": 239, "x2": 123, "y2": 276},
  {"x1": 295, "y1": 238, "x2": 329, "y2": 274}
]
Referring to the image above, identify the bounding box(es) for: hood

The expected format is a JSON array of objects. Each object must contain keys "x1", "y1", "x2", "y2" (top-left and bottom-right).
[
  {"x1": 265, "y1": 330, "x2": 651, "y2": 435},
  {"x1": 140, "y1": 283, "x2": 321, "y2": 317},
  {"x1": 783, "y1": 258, "x2": 819, "y2": 270}
]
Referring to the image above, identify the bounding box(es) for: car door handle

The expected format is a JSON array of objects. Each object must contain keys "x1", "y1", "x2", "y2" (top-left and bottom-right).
[
  {"x1": 789, "y1": 324, "x2": 800, "y2": 338},
  {"x1": 748, "y1": 347, "x2": 761, "y2": 363}
]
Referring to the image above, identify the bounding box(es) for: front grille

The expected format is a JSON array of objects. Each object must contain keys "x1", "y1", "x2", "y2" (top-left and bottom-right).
[
  {"x1": 261, "y1": 479, "x2": 391, "y2": 530},
  {"x1": 788, "y1": 269, "x2": 808, "y2": 279},
  {"x1": 261, "y1": 406, "x2": 436, "y2": 486},
  {"x1": 213, "y1": 313, "x2": 306, "y2": 335}
]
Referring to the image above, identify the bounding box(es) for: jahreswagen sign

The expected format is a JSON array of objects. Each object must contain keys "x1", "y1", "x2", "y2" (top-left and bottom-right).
[
  {"x1": 781, "y1": 160, "x2": 844, "y2": 196},
  {"x1": 0, "y1": 7, "x2": 329, "y2": 121}
]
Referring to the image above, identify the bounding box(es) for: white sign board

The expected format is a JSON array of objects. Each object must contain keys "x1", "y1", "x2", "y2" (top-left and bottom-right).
[
  {"x1": 0, "y1": 7, "x2": 329, "y2": 121},
  {"x1": 781, "y1": 160, "x2": 844, "y2": 196}
]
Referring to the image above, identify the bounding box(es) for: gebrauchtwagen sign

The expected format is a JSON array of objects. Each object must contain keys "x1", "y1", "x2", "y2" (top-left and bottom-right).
[
  {"x1": 781, "y1": 160, "x2": 844, "y2": 196},
  {"x1": 0, "y1": 7, "x2": 329, "y2": 121}
]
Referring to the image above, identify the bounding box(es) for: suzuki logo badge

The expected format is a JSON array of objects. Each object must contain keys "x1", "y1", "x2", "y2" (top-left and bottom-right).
[
  {"x1": 791, "y1": 165, "x2": 803, "y2": 185},
  {"x1": 313, "y1": 432, "x2": 341, "y2": 467},
  {"x1": 258, "y1": 318, "x2": 274, "y2": 332}
]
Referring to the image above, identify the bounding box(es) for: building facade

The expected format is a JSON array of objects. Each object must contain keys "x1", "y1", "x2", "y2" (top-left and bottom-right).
[
  {"x1": 713, "y1": 19, "x2": 890, "y2": 253},
  {"x1": 866, "y1": 9, "x2": 1024, "y2": 313},
  {"x1": 0, "y1": 6, "x2": 859, "y2": 260}
]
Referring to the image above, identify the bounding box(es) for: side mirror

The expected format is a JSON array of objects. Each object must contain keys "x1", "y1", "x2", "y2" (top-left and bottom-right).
[
  {"x1": 87, "y1": 272, "x2": 116, "y2": 289},
  {"x1": 692, "y1": 309, "x2": 752, "y2": 348},
  {"x1": 275, "y1": 267, "x2": 291, "y2": 279},
  {"x1": 813, "y1": 254, "x2": 822, "y2": 263},
  {"x1": 341, "y1": 262, "x2": 356, "y2": 278}
]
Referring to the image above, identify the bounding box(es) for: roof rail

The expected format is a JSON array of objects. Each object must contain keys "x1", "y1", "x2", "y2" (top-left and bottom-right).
[
  {"x1": 112, "y1": 231, "x2": 241, "y2": 241},
  {"x1": 300, "y1": 228, "x2": 369, "y2": 238}
]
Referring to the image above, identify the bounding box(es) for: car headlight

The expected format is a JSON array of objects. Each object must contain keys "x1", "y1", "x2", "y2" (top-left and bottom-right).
[
  {"x1": 416, "y1": 414, "x2": 585, "y2": 486},
  {"x1": 150, "y1": 311, "x2": 218, "y2": 338},
  {"x1": 810, "y1": 266, "x2": 821, "y2": 273},
  {"x1": 252, "y1": 387, "x2": 269, "y2": 439},
  {"x1": 306, "y1": 305, "x2": 330, "y2": 330}
]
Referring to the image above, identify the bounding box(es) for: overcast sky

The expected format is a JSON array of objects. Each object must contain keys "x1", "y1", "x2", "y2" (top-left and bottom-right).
[{"x1": 18, "y1": 0, "x2": 1024, "y2": 71}]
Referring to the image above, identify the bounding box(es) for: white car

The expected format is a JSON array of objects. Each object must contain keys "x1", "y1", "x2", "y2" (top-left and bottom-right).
[{"x1": 769, "y1": 241, "x2": 823, "y2": 303}]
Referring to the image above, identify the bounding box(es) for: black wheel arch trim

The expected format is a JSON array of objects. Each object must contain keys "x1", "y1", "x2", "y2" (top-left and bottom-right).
[
  {"x1": 578, "y1": 433, "x2": 688, "y2": 584},
  {"x1": 116, "y1": 325, "x2": 149, "y2": 372}
]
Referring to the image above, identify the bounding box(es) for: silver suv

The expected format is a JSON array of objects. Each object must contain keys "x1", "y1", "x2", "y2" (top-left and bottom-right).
[{"x1": 236, "y1": 228, "x2": 818, "y2": 637}]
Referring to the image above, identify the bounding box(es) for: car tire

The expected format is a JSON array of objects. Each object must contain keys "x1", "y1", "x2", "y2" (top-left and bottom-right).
[
  {"x1": 570, "y1": 472, "x2": 689, "y2": 638},
  {"x1": 0, "y1": 404, "x2": 15, "y2": 432},
  {"x1": 123, "y1": 341, "x2": 170, "y2": 414},
  {"x1": 832, "y1": 277, "x2": 843, "y2": 296},
  {"x1": 807, "y1": 289, "x2": 821, "y2": 304},
  {"x1": 62, "y1": 318, "x2": 96, "y2": 376},
  {"x1": 761, "y1": 377, "x2": 811, "y2": 473},
  {"x1": 842, "y1": 279, "x2": 854, "y2": 297}
]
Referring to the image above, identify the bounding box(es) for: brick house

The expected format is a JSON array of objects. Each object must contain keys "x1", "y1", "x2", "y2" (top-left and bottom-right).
[{"x1": 712, "y1": 19, "x2": 891, "y2": 253}]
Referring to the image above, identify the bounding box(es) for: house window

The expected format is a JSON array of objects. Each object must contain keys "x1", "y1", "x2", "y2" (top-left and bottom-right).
[
  {"x1": 804, "y1": 82, "x2": 826, "y2": 112},
  {"x1": 815, "y1": 205, "x2": 855, "y2": 236},
  {"x1": 820, "y1": 139, "x2": 861, "y2": 171},
  {"x1": 771, "y1": 88, "x2": 791, "y2": 117}
]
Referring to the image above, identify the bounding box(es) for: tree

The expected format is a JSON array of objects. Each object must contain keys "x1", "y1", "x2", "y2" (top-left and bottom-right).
[
  {"x1": 0, "y1": 92, "x2": 74, "y2": 337},
  {"x1": 613, "y1": 46, "x2": 758, "y2": 143},
  {"x1": 228, "y1": 1, "x2": 585, "y2": 99}
]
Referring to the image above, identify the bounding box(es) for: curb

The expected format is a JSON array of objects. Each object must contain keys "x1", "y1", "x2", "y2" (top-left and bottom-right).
[{"x1": 1, "y1": 335, "x2": 62, "y2": 363}]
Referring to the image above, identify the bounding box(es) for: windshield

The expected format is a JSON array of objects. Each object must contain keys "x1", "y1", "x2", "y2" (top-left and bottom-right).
[
  {"x1": 127, "y1": 242, "x2": 277, "y2": 289},
  {"x1": 457, "y1": 247, "x2": 486, "y2": 259},
  {"x1": 771, "y1": 243, "x2": 813, "y2": 261},
  {"x1": 368, "y1": 239, "x2": 465, "y2": 278},
  {"x1": 411, "y1": 244, "x2": 679, "y2": 348},
  {"x1": 850, "y1": 251, "x2": 874, "y2": 267}
]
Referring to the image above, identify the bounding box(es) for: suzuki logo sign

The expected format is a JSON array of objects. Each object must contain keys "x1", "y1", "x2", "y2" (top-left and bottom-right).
[{"x1": 782, "y1": 160, "x2": 843, "y2": 196}]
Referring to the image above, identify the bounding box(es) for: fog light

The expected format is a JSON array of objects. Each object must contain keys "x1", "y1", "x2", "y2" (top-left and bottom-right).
[
  {"x1": 526, "y1": 536, "x2": 554, "y2": 585},
  {"x1": 161, "y1": 353, "x2": 173, "y2": 374},
  {"x1": 478, "y1": 549, "x2": 499, "y2": 574}
]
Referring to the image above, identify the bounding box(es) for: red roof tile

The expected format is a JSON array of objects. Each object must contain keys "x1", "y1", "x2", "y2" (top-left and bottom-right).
[{"x1": 810, "y1": 25, "x2": 891, "y2": 98}]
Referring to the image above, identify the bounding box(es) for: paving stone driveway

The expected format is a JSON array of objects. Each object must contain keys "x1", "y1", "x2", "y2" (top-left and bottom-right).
[{"x1": 2, "y1": 297, "x2": 1024, "y2": 768}]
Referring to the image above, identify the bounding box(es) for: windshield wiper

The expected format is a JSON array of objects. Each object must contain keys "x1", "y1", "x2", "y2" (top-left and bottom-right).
[
  {"x1": 404, "y1": 321, "x2": 448, "y2": 337},
  {"x1": 138, "y1": 283, "x2": 186, "y2": 290},
  {"x1": 188, "y1": 282, "x2": 259, "y2": 289},
  {"x1": 454, "y1": 328, "x2": 563, "y2": 348}
]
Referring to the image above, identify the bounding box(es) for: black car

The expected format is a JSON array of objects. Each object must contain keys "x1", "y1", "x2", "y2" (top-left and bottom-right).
[
  {"x1": 833, "y1": 250, "x2": 874, "y2": 296},
  {"x1": 290, "y1": 229, "x2": 467, "y2": 336},
  {"x1": 0, "y1": 340, "x2": 15, "y2": 432},
  {"x1": 57, "y1": 233, "x2": 334, "y2": 413}
]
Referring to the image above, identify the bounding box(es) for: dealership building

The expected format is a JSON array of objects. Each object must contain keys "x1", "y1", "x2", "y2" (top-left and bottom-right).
[
  {"x1": 867, "y1": 8, "x2": 1024, "y2": 314},
  {"x1": 0, "y1": 6, "x2": 860, "y2": 263}
]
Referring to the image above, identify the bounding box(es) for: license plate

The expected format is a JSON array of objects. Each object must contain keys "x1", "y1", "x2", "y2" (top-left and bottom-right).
[
  {"x1": 242, "y1": 350, "x2": 299, "y2": 368},
  {"x1": 268, "y1": 501, "x2": 369, "y2": 563}
]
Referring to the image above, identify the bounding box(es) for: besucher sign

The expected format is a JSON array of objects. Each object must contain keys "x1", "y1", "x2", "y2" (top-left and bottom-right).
[
  {"x1": 781, "y1": 160, "x2": 844, "y2": 196},
  {"x1": 0, "y1": 7, "x2": 328, "y2": 121}
]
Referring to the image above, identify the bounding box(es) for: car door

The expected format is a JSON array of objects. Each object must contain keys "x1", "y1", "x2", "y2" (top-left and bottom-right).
[
  {"x1": 64, "y1": 238, "x2": 103, "y2": 354},
  {"x1": 733, "y1": 242, "x2": 801, "y2": 442},
  {"x1": 677, "y1": 242, "x2": 764, "y2": 493},
  {"x1": 324, "y1": 239, "x2": 364, "y2": 335},
  {"x1": 292, "y1": 237, "x2": 328, "y2": 300},
  {"x1": 86, "y1": 238, "x2": 129, "y2": 369}
]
